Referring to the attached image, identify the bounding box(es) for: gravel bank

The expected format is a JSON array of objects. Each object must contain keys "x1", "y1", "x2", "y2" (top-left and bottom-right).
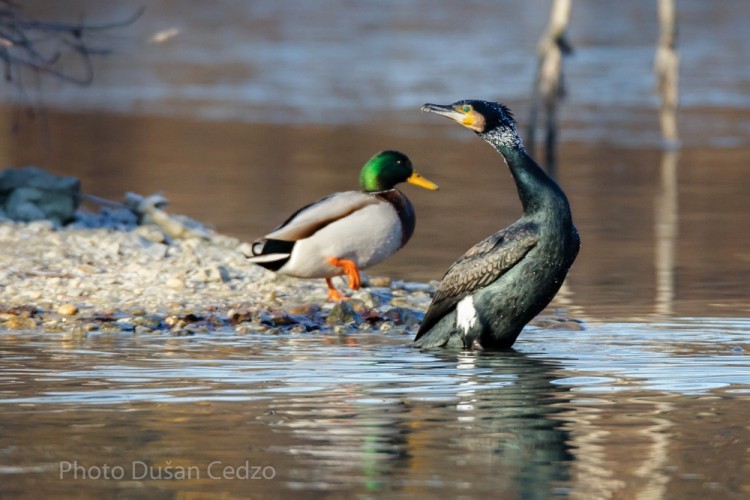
[
  {"x1": 0, "y1": 192, "x2": 583, "y2": 340},
  {"x1": 0, "y1": 210, "x2": 437, "y2": 338}
]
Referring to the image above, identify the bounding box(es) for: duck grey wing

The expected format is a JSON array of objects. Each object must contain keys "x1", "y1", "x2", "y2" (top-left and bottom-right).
[
  {"x1": 265, "y1": 191, "x2": 377, "y2": 241},
  {"x1": 414, "y1": 222, "x2": 539, "y2": 341}
]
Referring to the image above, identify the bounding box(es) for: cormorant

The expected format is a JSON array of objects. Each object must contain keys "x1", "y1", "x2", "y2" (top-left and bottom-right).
[{"x1": 414, "y1": 100, "x2": 579, "y2": 350}]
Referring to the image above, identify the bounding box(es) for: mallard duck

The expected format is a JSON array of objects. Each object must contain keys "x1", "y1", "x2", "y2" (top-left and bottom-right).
[
  {"x1": 247, "y1": 150, "x2": 438, "y2": 301},
  {"x1": 414, "y1": 100, "x2": 579, "y2": 350}
]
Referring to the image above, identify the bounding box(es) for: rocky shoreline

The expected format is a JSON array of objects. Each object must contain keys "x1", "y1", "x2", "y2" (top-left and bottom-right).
[
  {"x1": 0, "y1": 217, "x2": 583, "y2": 340},
  {"x1": 0, "y1": 211, "x2": 444, "y2": 339},
  {"x1": 0, "y1": 168, "x2": 581, "y2": 340},
  {"x1": 0, "y1": 166, "x2": 432, "y2": 338}
]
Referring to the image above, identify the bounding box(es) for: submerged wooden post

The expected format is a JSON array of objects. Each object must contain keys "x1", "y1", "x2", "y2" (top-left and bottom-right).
[
  {"x1": 527, "y1": 0, "x2": 572, "y2": 177},
  {"x1": 655, "y1": 0, "x2": 680, "y2": 146}
]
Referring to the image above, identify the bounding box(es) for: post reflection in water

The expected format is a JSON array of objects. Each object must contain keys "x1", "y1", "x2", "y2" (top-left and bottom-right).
[
  {"x1": 655, "y1": 149, "x2": 679, "y2": 316},
  {"x1": 259, "y1": 349, "x2": 573, "y2": 496},
  {"x1": 560, "y1": 392, "x2": 676, "y2": 499}
]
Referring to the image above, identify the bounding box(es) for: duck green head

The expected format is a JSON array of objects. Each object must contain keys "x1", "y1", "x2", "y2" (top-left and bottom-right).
[{"x1": 359, "y1": 151, "x2": 439, "y2": 193}]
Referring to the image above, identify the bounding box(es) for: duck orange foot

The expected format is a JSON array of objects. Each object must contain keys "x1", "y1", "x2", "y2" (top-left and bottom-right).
[
  {"x1": 325, "y1": 277, "x2": 347, "y2": 302},
  {"x1": 325, "y1": 257, "x2": 361, "y2": 302}
]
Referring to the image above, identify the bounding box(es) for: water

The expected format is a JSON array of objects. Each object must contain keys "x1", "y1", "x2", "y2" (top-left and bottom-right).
[
  {"x1": 1, "y1": 0, "x2": 750, "y2": 497},
  {"x1": 1, "y1": 322, "x2": 749, "y2": 498},
  {"x1": 7, "y1": 0, "x2": 750, "y2": 124}
]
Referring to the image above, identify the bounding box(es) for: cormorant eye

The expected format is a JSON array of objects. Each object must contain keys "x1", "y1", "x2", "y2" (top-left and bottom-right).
[{"x1": 463, "y1": 105, "x2": 471, "y2": 113}]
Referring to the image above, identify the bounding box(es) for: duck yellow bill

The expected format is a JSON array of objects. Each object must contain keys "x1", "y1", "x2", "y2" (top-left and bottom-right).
[{"x1": 407, "y1": 172, "x2": 439, "y2": 190}]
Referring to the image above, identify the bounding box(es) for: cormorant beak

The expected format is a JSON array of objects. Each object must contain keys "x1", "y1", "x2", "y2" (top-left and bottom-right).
[
  {"x1": 407, "y1": 172, "x2": 439, "y2": 191},
  {"x1": 421, "y1": 103, "x2": 476, "y2": 129}
]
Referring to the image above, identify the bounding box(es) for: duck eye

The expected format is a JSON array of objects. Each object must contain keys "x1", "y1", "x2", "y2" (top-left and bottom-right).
[{"x1": 463, "y1": 105, "x2": 471, "y2": 113}]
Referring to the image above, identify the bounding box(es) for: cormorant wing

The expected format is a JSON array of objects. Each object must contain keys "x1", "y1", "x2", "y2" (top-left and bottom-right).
[
  {"x1": 414, "y1": 221, "x2": 539, "y2": 340},
  {"x1": 265, "y1": 191, "x2": 378, "y2": 241}
]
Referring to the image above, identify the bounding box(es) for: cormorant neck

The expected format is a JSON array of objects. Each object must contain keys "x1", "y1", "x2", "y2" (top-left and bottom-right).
[{"x1": 481, "y1": 130, "x2": 568, "y2": 216}]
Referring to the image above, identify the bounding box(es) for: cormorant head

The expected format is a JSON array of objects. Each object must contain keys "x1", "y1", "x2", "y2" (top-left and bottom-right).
[
  {"x1": 421, "y1": 100, "x2": 522, "y2": 149},
  {"x1": 359, "y1": 150, "x2": 439, "y2": 193}
]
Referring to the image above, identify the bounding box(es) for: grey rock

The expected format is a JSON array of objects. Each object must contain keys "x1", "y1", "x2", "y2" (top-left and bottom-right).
[
  {"x1": 383, "y1": 307, "x2": 424, "y2": 327},
  {"x1": 193, "y1": 266, "x2": 231, "y2": 283},
  {"x1": 325, "y1": 301, "x2": 362, "y2": 326},
  {"x1": 141, "y1": 240, "x2": 169, "y2": 260},
  {"x1": 0, "y1": 166, "x2": 79, "y2": 191},
  {"x1": 0, "y1": 167, "x2": 80, "y2": 224}
]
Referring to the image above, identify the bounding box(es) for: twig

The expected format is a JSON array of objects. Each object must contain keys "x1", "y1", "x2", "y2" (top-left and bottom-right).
[{"x1": 0, "y1": 4, "x2": 142, "y2": 87}]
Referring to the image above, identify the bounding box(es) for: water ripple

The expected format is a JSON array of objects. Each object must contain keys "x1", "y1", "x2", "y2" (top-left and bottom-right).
[{"x1": 1, "y1": 318, "x2": 749, "y2": 407}]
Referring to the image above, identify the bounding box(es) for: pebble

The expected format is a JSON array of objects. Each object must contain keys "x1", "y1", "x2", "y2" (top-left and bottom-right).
[
  {"x1": 115, "y1": 321, "x2": 136, "y2": 332},
  {"x1": 531, "y1": 317, "x2": 586, "y2": 330},
  {"x1": 325, "y1": 302, "x2": 362, "y2": 326},
  {"x1": 368, "y1": 276, "x2": 392, "y2": 288},
  {"x1": 62, "y1": 326, "x2": 89, "y2": 341},
  {"x1": 57, "y1": 303, "x2": 79, "y2": 316},
  {"x1": 3, "y1": 315, "x2": 38, "y2": 330},
  {"x1": 383, "y1": 307, "x2": 424, "y2": 328},
  {"x1": 379, "y1": 322, "x2": 394, "y2": 332},
  {"x1": 166, "y1": 276, "x2": 186, "y2": 290},
  {"x1": 77, "y1": 264, "x2": 99, "y2": 274},
  {"x1": 235, "y1": 325, "x2": 253, "y2": 335}
]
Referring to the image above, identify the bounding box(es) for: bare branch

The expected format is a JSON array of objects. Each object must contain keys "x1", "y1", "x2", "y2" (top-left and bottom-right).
[{"x1": 0, "y1": 4, "x2": 142, "y2": 87}]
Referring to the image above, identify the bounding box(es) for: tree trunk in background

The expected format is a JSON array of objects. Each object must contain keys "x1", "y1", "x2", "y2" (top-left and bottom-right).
[
  {"x1": 655, "y1": 0, "x2": 680, "y2": 147},
  {"x1": 527, "y1": 0, "x2": 572, "y2": 178}
]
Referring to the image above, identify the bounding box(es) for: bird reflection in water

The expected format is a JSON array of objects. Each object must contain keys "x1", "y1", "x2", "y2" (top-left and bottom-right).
[{"x1": 259, "y1": 348, "x2": 573, "y2": 496}]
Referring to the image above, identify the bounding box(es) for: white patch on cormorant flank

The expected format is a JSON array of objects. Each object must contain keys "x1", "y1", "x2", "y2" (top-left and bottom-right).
[{"x1": 456, "y1": 295, "x2": 477, "y2": 333}]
